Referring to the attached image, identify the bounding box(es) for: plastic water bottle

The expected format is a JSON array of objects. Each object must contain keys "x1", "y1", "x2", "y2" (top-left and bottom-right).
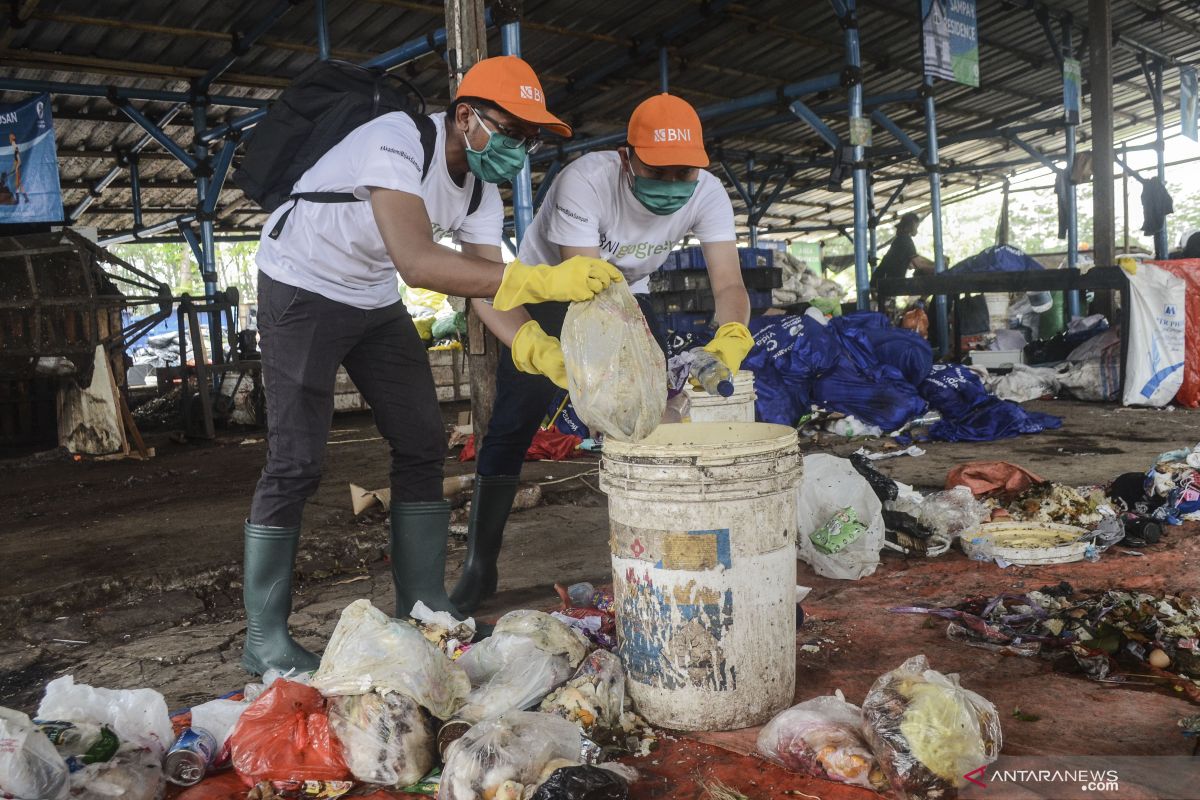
[{"x1": 689, "y1": 350, "x2": 734, "y2": 397}]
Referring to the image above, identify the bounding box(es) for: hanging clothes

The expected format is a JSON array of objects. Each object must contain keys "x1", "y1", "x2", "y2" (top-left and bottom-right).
[{"x1": 1140, "y1": 177, "x2": 1174, "y2": 236}]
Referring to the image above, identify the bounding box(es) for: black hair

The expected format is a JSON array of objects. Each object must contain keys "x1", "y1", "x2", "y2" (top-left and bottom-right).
[
  {"x1": 1184, "y1": 231, "x2": 1200, "y2": 259},
  {"x1": 448, "y1": 96, "x2": 503, "y2": 118},
  {"x1": 898, "y1": 212, "x2": 921, "y2": 234}
]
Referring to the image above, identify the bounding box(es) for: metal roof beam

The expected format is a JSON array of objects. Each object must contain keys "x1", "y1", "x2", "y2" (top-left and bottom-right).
[{"x1": 0, "y1": 77, "x2": 269, "y2": 108}]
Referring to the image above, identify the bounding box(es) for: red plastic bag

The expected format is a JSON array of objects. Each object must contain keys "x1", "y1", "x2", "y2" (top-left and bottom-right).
[
  {"x1": 228, "y1": 680, "x2": 350, "y2": 787},
  {"x1": 459, "y1": 428, "x2": 583, "y2": 462},
  {"x1": 1148, "y1": 259, "x2": 1200, "y2": 407}
]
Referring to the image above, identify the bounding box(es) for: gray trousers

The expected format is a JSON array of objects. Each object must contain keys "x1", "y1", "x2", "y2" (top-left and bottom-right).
[{"x1": 249, "y1": 270, "x2": 447, "y2": 528}]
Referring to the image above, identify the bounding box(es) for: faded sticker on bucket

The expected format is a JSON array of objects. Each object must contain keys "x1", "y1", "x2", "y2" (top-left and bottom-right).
[
  {"x1": 615, "y1": 566, "x2": 736, "y2": 692},
  {"x1": 611, "y1": 521, "x2": 732, "y2": 570}
]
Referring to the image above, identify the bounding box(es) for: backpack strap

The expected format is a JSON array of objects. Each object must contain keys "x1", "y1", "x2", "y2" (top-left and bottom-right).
[
  {"x1": 410, "y1": 112, "x2": 437, "y2": 180},
  {"x1": 267, "y1": 192, "x2": 357, "y2": 239}
]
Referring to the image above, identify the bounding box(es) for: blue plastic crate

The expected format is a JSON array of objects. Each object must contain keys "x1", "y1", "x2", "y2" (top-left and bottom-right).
[
  {"x1": 738, "y1": 247, "x2": 775, "y2": 270},
  {"x1": 748, "y1": 288, "x2": 775, "y2": 309},
  {"x1": 663, "y1": 311, "x2": 713, "y2": 334}
]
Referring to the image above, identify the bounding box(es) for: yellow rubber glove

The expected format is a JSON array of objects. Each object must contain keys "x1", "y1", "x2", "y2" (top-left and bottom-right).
[
  {"x1": 702, "y1": 322, "x2": 755, "y2": 373},
  {"x1": 492, "y1": 256, "x2": 624, "y2": 311},
  {"x1": 510, "y1": 320, "x2": 569, "y2": 389}
]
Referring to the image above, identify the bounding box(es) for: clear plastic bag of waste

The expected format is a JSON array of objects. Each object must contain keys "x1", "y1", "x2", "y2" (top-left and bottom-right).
[
  {"x1": 327, "y1": 692, "x2": 434, "y2": 788},
  {"x1": 440, "y1": 711, "x2": 583, "y2": 800},
  {"x1": 756, "y1": 691, "x2": 886, "y2": 791},
  {"x1": 539, "y1": 650, "x2": 626, "y2": 737},
  {"x1": 0, "y1": 707, "x2": 70, "y2": 800},
  {"x1": 67, "y1": 746, "x2": 165, "y2": 800},
  {"x1": 37, "y1": 676, "x2": 174, "y2": 756},
  {"x1": 560, "y1": 281, "x2": 666, "y2": 442},
  {"x1": 862, "y1": 655, "x2": 1002, "y2": 800}
]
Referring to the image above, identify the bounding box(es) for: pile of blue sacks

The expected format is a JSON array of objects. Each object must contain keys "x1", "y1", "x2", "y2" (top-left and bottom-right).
[{"x1": 743, "y1": 311, "x2": 1062, "y2": 442}]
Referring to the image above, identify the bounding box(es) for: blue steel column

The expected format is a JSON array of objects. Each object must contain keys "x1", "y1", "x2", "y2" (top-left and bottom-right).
[
  {"x1": 746, "y1": 156, "x2": 758, "y2": 248},
  {"x1": 867, "y1": 177, "x2": 877, "y2": 267},
  {"x1": 841, "y1": 0, "x2": 870, "y2": 310},
  {"x1": 501, "y1": 22, "x2": 534, "y2": 244},
  {"x1": 1152, "y1": 59, "x2": 1168, "y2": 259},
  {"x1": 193, "y1": 100, "x2": 222, "y2": 372},
  {"x1": 924, "y1": 77, "x2": 949, "y2": 351},
  {"x1": 316, "y1": 0, "x2": 331, "y2": 61},
  {"x1": 1062, "y1": 18, "x2": 1082, "y2": 319},
  {"x1": 129, "y1": 155, "x2": 143, "y2": 229},
  {"x1": 659, "y1": 47, "x2": 669, "y2": 93}
]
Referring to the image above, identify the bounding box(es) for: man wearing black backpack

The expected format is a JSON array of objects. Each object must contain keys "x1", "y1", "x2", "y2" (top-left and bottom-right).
[{"x1": 242, "y1": 55, "x2": 621, "y2": 675}]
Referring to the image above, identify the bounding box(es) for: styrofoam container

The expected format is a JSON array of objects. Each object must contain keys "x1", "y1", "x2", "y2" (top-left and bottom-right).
[{"x1": 969, "y1": 349, "x2": 1025, "y2": 369}]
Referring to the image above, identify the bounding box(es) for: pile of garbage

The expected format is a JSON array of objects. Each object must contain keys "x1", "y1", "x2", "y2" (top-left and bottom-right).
[
  {"x1": 890, "y1": 585, "x2": 1200, "y2": 704},
  {"x1": 0, "y1": 597, "x2": 649, "y2": 800},
  {"x1": 405, "y1": 286, "x2": 467, "y2": 349},
  {"x1": 770, "y1": 250, "x2": 845, "y2": 313},
  {"x1": 744, "y1": 309, "x2": 1062, "y2": 443},
  {"x1": 756, "y1": 655, "x2": 1002, "y2": 799}
]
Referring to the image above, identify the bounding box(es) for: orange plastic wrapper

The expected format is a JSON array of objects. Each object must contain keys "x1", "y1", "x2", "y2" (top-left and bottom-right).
[
  {"x1": 228, "y1": 680, "x2": 351, "y2": 787},
  {"x1": 900, "y1": 306, "x2": 929, "y2": 339}
]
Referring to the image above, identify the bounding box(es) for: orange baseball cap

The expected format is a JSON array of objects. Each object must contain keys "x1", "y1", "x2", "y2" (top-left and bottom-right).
[
  {"x1": 455, "y1": 55, "x2": 572, "y2": 137},
  {"x1": 627, "y1": 93, "x2": 709, "y2": 168}
]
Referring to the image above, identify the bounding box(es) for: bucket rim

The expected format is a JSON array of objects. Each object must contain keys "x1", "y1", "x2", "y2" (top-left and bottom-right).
[{"x1": 602, "y1": 422, "x2": 797, "y2": 461}]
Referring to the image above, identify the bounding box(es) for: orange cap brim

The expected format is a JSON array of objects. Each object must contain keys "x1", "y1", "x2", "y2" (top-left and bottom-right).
[
  {"x1": 493, "y1": 98, "x2": 573, "y2": 138},
  {"x1": 633, "y1": 143, "x2": 710, "y2": 169}
]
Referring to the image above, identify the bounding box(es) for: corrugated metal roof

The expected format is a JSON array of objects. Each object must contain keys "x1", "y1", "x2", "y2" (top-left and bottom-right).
[{"x1": 0, "y1": 0, "x2": 1194, "y2": 240}]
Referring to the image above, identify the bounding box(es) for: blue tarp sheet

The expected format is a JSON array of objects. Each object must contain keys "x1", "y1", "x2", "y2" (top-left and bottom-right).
[{"x1": 947, "y1": 244, "x2": 1045, "y2": 274}]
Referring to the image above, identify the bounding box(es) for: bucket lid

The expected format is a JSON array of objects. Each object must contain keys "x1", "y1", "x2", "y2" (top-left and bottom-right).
[{"x1": 602, "y1": 421, "x2": 796, "y2": 463}]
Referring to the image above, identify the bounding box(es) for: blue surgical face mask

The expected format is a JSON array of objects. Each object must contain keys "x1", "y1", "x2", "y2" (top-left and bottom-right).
[{"x1": 464, "y1": 107, "x2": 528, "y2": 184}]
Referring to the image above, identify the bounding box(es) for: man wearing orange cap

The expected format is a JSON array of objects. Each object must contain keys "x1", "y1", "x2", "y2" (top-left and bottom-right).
[
  {"x1": 453, "y1": 93, "x2": 752, "y2": 613},
  {"x1": 243, "y1": 55, "x2": 621, "y2": 674}
]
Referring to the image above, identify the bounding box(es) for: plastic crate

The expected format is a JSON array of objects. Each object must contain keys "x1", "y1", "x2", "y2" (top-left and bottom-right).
[
  {"x1": 651, "y1": 288, "x2": 776, "y2": 313},
  {"x1": 738, "y1": 247, "x2": 775, "y2": 270},
  {"x1": 663, "y1": 311, "x2": 714, "y2": 334},
  {"x1": 650, "y1": 268, "x2": 781, "y2": 292}
]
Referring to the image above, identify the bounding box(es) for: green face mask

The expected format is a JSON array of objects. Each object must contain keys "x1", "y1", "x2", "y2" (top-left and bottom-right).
[
  {"x1": 464, "y1": 109, "x2": 528, "y2": 184},
  {"x1": 630, "y1": 173, "x2": 698, "y2": 215}
]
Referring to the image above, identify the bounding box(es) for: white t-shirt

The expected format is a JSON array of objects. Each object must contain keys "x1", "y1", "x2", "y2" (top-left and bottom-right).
[
  {"x1": 256, "y1": 112, "x2": 504, "y2": 309},
  {"x1": 518, "y1": 151, "x2": 736, "y2": 294}
]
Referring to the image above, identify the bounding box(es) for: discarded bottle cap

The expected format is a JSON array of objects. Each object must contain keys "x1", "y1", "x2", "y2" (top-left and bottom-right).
[{"x1": 716, "y1": 379, "x2": 734, "y2": 397}]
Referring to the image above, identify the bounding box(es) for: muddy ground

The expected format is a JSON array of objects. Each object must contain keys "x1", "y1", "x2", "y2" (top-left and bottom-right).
[{"x1": 0, "y1": 400, "x2": 1197, "y2": 756}]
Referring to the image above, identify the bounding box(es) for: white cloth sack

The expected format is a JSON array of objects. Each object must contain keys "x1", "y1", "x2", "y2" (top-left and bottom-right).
[{"x1": 1123, "y1": 262, "x2": 1186, "y2": 406}]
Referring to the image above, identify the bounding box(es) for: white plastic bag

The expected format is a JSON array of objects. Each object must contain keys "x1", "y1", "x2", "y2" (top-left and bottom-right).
[
  {"x1": 560, "y1": 281, "x2": 666, "y2": 442},
  {"x1": 440, "y1": 711, "x2": 583, "y2": 800},
  {"x1": 756, "y1": 691, "x2": 885, "y2": 791},
  {"x1": 796, "y1": 454, "x2": 884, "y2": 579},
  {"x1": 36, "y1": 676, "x2": 173, "y2": 756},
  {"x1": 67, "y1": 746, "x2": 164, "y2": 800},
  {"x1": 0, "y1": 707, "x2": 69, "y2": 800},
  {"x1": 311, "y1": 599, "x2": 470, "y2": 721},
  {"x1": 539, "y1": 650, "x2": 627, "y2": 737},
  {"x1": 328, "y1": 692, "x2": 434, "y2": 787},
  {"x1": 1124, "y1": 262, "x2": 1186, "y2": 406},
  {"x1": 862, "y1": 655, "x2": 1002, "y2": 800},
  {"x1": 189, "y1": 698, "x2": 248, "y2": 750}
]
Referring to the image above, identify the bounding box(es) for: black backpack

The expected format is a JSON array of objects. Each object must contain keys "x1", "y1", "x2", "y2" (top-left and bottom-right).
[{"x1": 231, "y1": 59, "x2": 482, "y2": 238}]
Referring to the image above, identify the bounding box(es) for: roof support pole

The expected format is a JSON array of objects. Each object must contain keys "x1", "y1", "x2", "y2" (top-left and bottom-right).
[
  {"x1": 192, "y1": 98, "x2": 224, "y2": 387},
  {"x1": 196, "y1": 0, "x2": 295, "y2": 92},
  {"x1": 867, "y1": 177, "x2": 877, "y2": 266},
  {"x1": 836, "y1": 0, "x2": 870, "y2": 311},
  {"x1": 924, "y1": 78, "x2": 949, "y2": 353},
  {"x1": 1062, "y1": 16, "x2": 1081, "y2": 318},
  {"x1": 659, "y1": 46, "x2": 669, "y2": 93},
  {"x1": 746, "y1": 155, "x2": 758, "y2": 248},
  {"x1": 129, "y1": 154, "x2": 142, "y2": 229},
  {"x1": 316, "y1": 0, "x2": 331, "y2": 61},
  {"x1": 0, "y1": 78, "x2": 267, "y2": 108},
  {"x1": 113, "y1": 101, "x2": 199, "y2": 171},
  {"x1": 501, "y1": 19, "x2": 534, "y2": 245},
  {"x1": 1088, "y1": 0, "x2": 1116, "y2": 272},
  {"x1": 789, "y1": 99, "x2": 840, "y2": 150},
  {"x1": 870, "y1": 109, "x2": 922, "y2": 159},
  {"x1": 1143, "y1": 57, "x2": 1168, "y2": 258}
]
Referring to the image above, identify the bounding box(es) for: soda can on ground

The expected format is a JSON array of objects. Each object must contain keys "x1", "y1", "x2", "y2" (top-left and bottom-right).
[{"x1": 164, "y1": 726, "x2": 218, "y2": 787}]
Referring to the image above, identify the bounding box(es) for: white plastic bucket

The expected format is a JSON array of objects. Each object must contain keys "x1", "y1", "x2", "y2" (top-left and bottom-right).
[
  {"x1": 685, "y1": 370, "x2": 757, "y2": 423},
  {"x1": 984, "y1": 292, "x2": 1011, "y2": 331},
  {"x1": 600, "y1": 422, "x2": 801, "y2": 730}
]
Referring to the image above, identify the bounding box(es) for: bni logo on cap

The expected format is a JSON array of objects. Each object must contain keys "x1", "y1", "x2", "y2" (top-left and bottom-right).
[
  {"x1": 519, "y1": 85, "x2": 543, "y2": 101},
  {"x1": 653, "y1": 128, "x2": 692, "y2": 142}
]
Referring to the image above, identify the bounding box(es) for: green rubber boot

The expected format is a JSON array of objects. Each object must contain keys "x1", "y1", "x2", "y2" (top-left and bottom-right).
[
  {"x1": 390, "y1": 500, "x2": 461, "y2": 618},
  {"x1": 449, "y1": 475, "x2": 520, "y2": 614},
  {"x1": 241, "y1": 521, "x2": 321, "y2": 675}
]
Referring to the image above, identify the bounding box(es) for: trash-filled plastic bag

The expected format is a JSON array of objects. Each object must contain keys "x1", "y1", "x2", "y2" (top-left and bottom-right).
[
  {"x1": 228, "y1": 679, "x2": 350, "y2": 786},
  {"x1": 539, "y1": 650, "x2": 626, "y2": 737},
  {"x1": 560, "y1": 281, "x2": 666, "y2": 442},
  {"x1": 795, "y1": 454, "x2": 884, "y2": 579},
  {"x1": 456, "y1": 611, "x2": 587, "y2": 724},
  {"x1": 530, "y1": 764, "x2": 631, "y2": 800},
  {"x1": 327, "y1": 692, "x2": 434, "y2": 787},
  {"x1": 67, "y1": 746, "x2": 165, "y2": 800},
  {"x1": 37, "y1": 675, "x2": 174, "y2": 755},
  {"x1": 189, "y1": 699, "x2": 248, "y2": 753},
  {"x1": 914, "y1": 486, "x2": 991, "y2": 539},
  {"x1": 0, "y1": 707, "x2": 70, "y2": 800},
  {"x1": 440, "y1": 711, "x2": 583, "y2": 800},
  {"x1": 756, "y1": 691, "x2": 886, "y2": 791},
  {"x1": 311, "y1": 599, "x2": 470, "y2": 721},
  {"x1": 862, "y1": 655, "x2": 1002, "y2": 800}
]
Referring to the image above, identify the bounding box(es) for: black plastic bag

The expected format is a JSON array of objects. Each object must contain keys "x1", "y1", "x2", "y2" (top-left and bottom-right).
[
  {"x1": 849, "y1": 453, "x2": 899, "y2": 503},
  {"x1": 531, "y1": 765, "x2": 629, "y2": 800}
]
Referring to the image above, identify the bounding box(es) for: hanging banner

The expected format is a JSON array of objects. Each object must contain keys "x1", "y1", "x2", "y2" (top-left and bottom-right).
[
  {"x1": 0, "y1": 93, "x2": 63, "y2": 223},
  {"x1": 1181, "y1": 66, "x2": 1198, "y2": 142},
  {"x1": 920, "y1": 0, "x2": 979, "y2": 87},
  {"x1": 1063, "y1": 57, "x2": 1081, "y2": 125}
]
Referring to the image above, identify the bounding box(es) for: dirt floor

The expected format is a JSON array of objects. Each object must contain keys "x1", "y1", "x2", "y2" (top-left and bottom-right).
[{"x1": 1, "y1": 399, "x2": 1198, "y2": 798}]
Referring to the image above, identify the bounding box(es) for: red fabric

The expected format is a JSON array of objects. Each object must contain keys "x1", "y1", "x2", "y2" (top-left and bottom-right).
[
  {"x1": 459, "y1": 428, "x2": 584, "y2": 462},
  {"x1": 945, "y1": 461, "x2": 1046, "y2": 499},
  {"x1": 228, "y1": 680, "x2": 350, "y2": 787},
  {"x1": 1147, "y1": 259, "x2": 1200, "y2": 407}
]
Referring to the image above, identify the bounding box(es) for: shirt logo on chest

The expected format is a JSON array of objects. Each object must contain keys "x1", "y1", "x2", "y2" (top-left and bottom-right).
[{"x1": 599, "y1": 232, "x2": 675, "y2": 261}]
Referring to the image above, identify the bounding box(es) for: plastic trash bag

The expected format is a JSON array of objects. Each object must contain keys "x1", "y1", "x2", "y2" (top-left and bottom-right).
[
  {"x1": 0, "y1": 707, "x2": 69, "y2": 800},
  {"x1": 190, "y1": 699, "x2": 248, "y2": 752},
  {"x1": 311, "y1": 599, "x2": 470, "y2": 721},
  {"x1": 440, "y1": 711, "x2": 583, "y2": 800},
  {"x1": 530, "y1": 765, "x2": 630, "y2": 800},
  {"x1": 795, "y1": 454, "x2": 884, "y2": 580},
  {"x1": 560, "y1": 281, "x2": 666, "y2": 442},
  {"x1": 67, "y1": 746, "x2": 164, "y2": 800},
  {"x1": 327, "y1": 692, "x2": 434, "y2": 788},
  {"x1": 914, "y1": 487, "x2": 991, "y2": 539},
  {"x1": 1123, "y1": 261, "x2": 1186, "y2": 406},
  {"x1": 756, "y1": 691, "x2": 886, "y2": 791},
  {"x1": 862, "y1": 655, "x2": 1002, "y2": 800},
  {"x1": 455, "y1": 611, "x2": 588, "y2": 724},
  {"x1": 539, "y1": 650, "x2": 626, "y2": 737},
  {"x1": 37, "y1": 675, "x2": 174, "y2": 756},
  {"x1": 228, "y1": 679, "x2": 350, "y2": 787}
]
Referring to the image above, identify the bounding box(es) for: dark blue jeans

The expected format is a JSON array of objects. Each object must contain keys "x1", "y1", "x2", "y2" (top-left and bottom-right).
[{"x1": 476, "y1": 295, "x2": 667, "y2": 477}]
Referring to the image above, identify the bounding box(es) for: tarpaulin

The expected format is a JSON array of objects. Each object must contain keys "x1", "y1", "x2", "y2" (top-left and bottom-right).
[
  {"x1": 947, "y1": 244, "x2": 1045, "y2": 274},
  {"x1": 459, "y1": 428, "x2": 584, "y2": 462},
  {"x1": 919, "y1": 364, "x2": 1062, "y2": 442},
  {"x1": 945, "y1": 461, "x2": 1047, "y2": 499},
  {"x1": 1148, "y1": 259, "x2": 1200, "y2": 407}
]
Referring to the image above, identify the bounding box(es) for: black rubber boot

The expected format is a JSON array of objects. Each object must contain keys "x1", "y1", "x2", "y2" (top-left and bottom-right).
[
  {"x1": 449, "y1": 475, "x2": 520, "y2": 614},
  {"x1": 390, "y1": 500, "x2": 461, "y2": 618},
  {"x1": 241, "y1": 521, "x2": 321, "y2": 675}
]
